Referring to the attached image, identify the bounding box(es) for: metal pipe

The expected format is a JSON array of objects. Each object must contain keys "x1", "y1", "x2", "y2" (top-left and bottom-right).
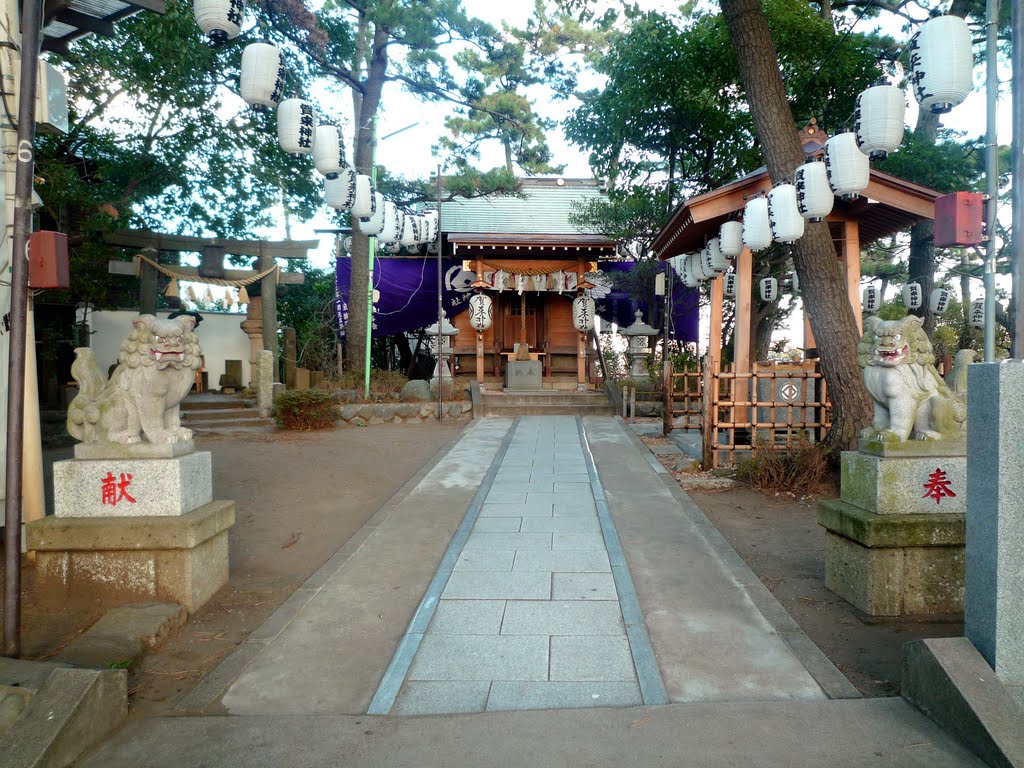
[
  {"x1": 436, "y1": 164, "x2": 443, "y2": 422},
  {"x1": 4, "y1": 0, "x2": 43, "y2": 659},
  {"x1": 363, "y1": 118, "x2": 377, "y2": 400},
  {"x1": 983, "y1": 0, "x2": 1000, "y2": 361},
  {"x1": 1013, "y1": 0, "x2": 1024, "y2": 358}
]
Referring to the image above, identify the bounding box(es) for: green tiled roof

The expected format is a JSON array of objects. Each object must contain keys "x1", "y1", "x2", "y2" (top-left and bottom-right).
[{"x1": 437, "y1": 178, "x2": 608, "y2": 235}]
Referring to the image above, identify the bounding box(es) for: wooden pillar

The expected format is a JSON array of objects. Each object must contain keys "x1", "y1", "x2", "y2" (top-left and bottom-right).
[
  {"x1": 733, "y1": 247, "x2": 752, "y2": 375},
  {"x1": 283, "y1": 326, "x2": 297, "y2": 390},
  {"x1": 577, "y1": 332, "x2": 586, "y2": 387},
  {"x1": 841, "y1": 220, "x2": 862, "y2": 334},
  {"x1": 259, "y1": 254, "x2": 279, "y2": 381},
  {"x1": 476, "y1": 332, "x2": 484, "y2": 383},
  {"x1": 139, "y1": 246, "x2": 158, "y2": 315},
  {"x1": 803, "y1": 307, "x2": 817, "y2": 356},
  {"x1": 709, "y1": 274, "x2": 724, "y2": 367}
]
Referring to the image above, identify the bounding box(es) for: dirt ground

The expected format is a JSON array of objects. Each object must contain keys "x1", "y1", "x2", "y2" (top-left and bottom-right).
[{"x1": 1, "y1": 422, "x2": 464, "y2": 714}]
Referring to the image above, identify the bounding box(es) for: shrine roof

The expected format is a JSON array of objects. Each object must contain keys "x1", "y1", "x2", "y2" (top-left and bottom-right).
[
  {"x1": 652, "y1": 166, "x2": 941, "y2": 259},
  {"x1": 43, "y1": 0, "x2": 165, "y2": 55}
]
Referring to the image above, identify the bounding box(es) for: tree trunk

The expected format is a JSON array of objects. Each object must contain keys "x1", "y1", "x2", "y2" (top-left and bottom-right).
[
  {"x1": 344, "y1": 24, "x2": 389, "y2": 373},
  {"x1": 720, "y1": 0, "x2": 872, "y2": 454}
]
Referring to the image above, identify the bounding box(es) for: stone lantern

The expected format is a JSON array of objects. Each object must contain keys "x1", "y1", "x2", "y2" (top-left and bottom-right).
[
  {"x1": 620, "y1": 309, "x2": 658, "y2": 379},
  {"x1": 425, "y1": 311, "x2": 459, "y2": 385}
]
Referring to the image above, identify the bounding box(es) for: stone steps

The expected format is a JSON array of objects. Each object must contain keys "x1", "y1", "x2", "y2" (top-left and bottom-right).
[
  {"x1": 479, "y1": 391, "x2": 615, "y2": 418},
  {"x1": 180, "y1": 397, "x2": 273, "y2": 434}
]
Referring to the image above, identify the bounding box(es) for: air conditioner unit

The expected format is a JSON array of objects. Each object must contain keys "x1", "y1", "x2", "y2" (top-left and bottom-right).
[{"x1": 1, "y1": 50, "x2": 69, "y2": 134}]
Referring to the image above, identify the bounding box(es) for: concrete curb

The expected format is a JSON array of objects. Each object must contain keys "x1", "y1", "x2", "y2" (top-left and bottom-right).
[
  {"x1": 614, "y1": 418, "x2": 862, "y2": 701},
  {"x1": 170, "y1": 421, "x2": 476, "y2": 715},
  {"x1": 903, "y1": 637, "x2": 1024, "y2": 767}
]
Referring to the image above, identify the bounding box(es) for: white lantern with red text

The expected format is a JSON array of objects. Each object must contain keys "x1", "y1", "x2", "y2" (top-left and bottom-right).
[
  {"x1": 910, "y1": 15, "x2": 974, "y2": 114},
  {"x1": 743, "y1": 197, "x2": 772, "y2": 252},
  {"x1": 313, "y1": 124, "x2": 346, "y2": 179},
  {"x1": 768, "y1": 184, "x2": 805, "y2": 243},
  {"x1": 794, "y1": 160, "x2": 833, "y2": 221},
  {"x1": 862, "y1": 285, "x2": 881, "y2": 314},
  {"x1": 760, "y1": 277, "x2": 778, "y2": 302},
  {"x1": 278, "y1": 98, "x2": 316, "y2": 156},
  {"x1": 468, "y1": 293, "x2": 493, "y2": 332},
  {"x1": 825, "y1": 132, "x2": 870, "y2": 199},
  {"x1": 193, "y1": 0, "x2": 244, "y2": 44},
  {"x1": 572, "y1": 294, "x2": 596, "y2": 332},
  {"x1": 902, "y1": 282, "x2": 923, "y2": 310},
  {"x1": 929, "y1": 287, "x2": 951, "y2": 315},
  {"x1": 719, "y1": 221, "x2": 743, "y2": 258},
  {"x1": 855, "y1": 84, "x2": 905, "y2": 160},
  {"x1": 325, "y1": 168, "x2": 357, "y2": 211},
  {"x1": 239, "y1": 42, "x2": 284, "y2": 110}
]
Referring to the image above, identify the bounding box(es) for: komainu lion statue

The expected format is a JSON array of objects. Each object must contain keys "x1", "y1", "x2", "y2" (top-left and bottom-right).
[
  {"x1": 68, "y1": 314, "x2": 203, "y2": 445},
  {"x1": 858, "y1": 314, "x2": 973, "y2": 443}
]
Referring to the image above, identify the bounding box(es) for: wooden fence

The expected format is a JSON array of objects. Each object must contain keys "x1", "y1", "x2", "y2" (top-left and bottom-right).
[{"x1": 670, "y1": 358, "x2": 832, "y2": 469}]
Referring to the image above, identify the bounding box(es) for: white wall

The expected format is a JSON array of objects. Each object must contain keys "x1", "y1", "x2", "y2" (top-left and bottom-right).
[{"x1": 89, "y1": 310, "x2": 251, "y2": 390}]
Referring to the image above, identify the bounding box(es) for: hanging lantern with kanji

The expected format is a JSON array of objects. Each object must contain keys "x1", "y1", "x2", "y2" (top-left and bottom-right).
[
  {"x1": 969, "y1": 298, "x2": 985, "y2": 328},
  {"x1": 742, "y1": 197, "x2": 772, "y2": 252},
  {"x1": 357, "y1": 193, "x2": 387, "y2": 236},
  {"x1": 719, "y1": 221, "x2": 744, "y2": 258},
  {"x1": 929, "y1": 287, "x2": 951, "y2": 315},
  {"x1": 239, "y1": 42, "x2": 285, "y2": 110},
  {"x1": 854, "y1": 84, "x2": 905, "y2": 160},
  {"x1": 862, "y1": 285, "x2": 881, "y2": 314},
  {"x1": 768, "y1": 184, "x2": 805, "y2": 244},
  {"x1": 724, "y1": 272, "x2": 738, "y2": 299},
  {"x1": 901, "y1": 282, "x2": 923, "y2": 309},
  {"x1": 278, "y1": 98, "x2": 316, "y2": 156},
  {"x1": 350, "y1": 175, "x2": 377, "y2": 219},
  {"x1": 399, "y1": 214, "x2": 419, "y2": 247},
  {"x1": 572, "y1": 294, "x2": 596, "y2": 333},
  {"x1": 682, "y1": 254, "x2": 701, "y2": 288},
  {"x1": 313, "y1": 124, "x2": 346, "y2": 179},
  {"x1": 378, "y1": 202, "x2": 401, "y2": 243},
  {"x1": 794, "y1": 160, "x2": 834, "y2": 222},
  {"x1": 468, "y1": 293, "x2": 493, "y2": 332},
  {"x1": 910, "y1": 15, "x2": 974, "y2": 114},
  {"x1": 325, "y1": 168, "x2": 357, "y2": 211},
  {"x1": 193, "y1": 0, "x2": 244, "y2": 44},
  {"x1": 704, "y1": 237, "x2": 729, "y2": 273},
  {"x1": 825, "y1": 132, "x2": 870, "y2": 199},
  {"x1": 759, "y1": 277, "x2": 778, "y2": 302}
]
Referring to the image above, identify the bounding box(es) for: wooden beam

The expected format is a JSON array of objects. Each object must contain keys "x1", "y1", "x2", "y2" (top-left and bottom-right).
[
  {"x1": 40, "y1": 36, "x2": 70, "y2": 55},
  {"x1": 122, "y1": 0, "x2": 166, "y2": 14},
  {"x1": 108, "y1": 262, "x2": 304, "y2": 285},
  {"x1": 733, "y1": 247, "x2": 752, "y2": 375},
  {"x1": 104, "y1": 230, "x2": 317, "y2": 259},
  {"x1": 53, "y1": 9, "x2": 115, "y2": 36},
  {"x1": 709, "y1": 274, "x2": 723, "y2": 366},
  {"x1": 840, "y1": 220, "x2": 862, "y2": 334}
]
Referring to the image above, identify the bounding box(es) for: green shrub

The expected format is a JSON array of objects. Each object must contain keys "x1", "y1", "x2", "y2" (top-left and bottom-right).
[
  {"x1": 736, "y1": 438, "x2": 831, "y2": 496},
  {"x1": 274, "y1": 389, "x2": 340, "y2": 431}
]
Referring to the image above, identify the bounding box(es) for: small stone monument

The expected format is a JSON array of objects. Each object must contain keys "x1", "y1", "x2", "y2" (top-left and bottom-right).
[
  {"x1": 27, "y1": 314, "x2": 235, "y2": 612},
  {"x1": 818, "y1": 316, "x2": 973, "y2": 616}
]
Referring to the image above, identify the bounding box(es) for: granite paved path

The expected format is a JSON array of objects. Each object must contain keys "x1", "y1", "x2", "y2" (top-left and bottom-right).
[{"x1": 384, "y1": 415, "x2": 656, "y2": 714}]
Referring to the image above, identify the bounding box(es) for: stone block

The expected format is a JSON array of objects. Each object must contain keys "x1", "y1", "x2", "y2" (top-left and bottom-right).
[
  {"x1": 222, "y1": 359, "x2": 243, "y2": 390},
  {"x1": 73, "y1": 440, "x2": 195, "y2": 460},
  {"x1": 841, "y1": 451, "x2": 966, "y2": 515},
  {"x1": 505, "y1": 361, "x2": 543, "y2": 391},
  {"x1": 53, "y1": 452, "x2": 212, "y2": 518},
  {"x1": 28, "y1": 501, "x2": 234, "y2": 613},
  {"x1": 295, "y1": 367, "x2": 310, "y2": 391}
]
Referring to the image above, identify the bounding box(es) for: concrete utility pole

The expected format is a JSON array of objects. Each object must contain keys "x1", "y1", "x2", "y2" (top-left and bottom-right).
[
  {"x1": 982, "y1": 0, "x2": 1000, "y2": 361},
  {"x1": 1013, "y1": 0, "x2": 1024, "y2": 358}
]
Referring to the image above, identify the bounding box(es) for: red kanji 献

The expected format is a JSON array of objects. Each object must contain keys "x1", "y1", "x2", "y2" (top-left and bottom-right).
[
  {"x1": 922, "y1": 468, "x2": 956, "y2": 505},
  {"x1": 101, "y1": 471, "x2": 136, "y2": 507}
]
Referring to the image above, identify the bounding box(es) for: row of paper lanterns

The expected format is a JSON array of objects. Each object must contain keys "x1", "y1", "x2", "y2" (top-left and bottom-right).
[
  {"x1": 464, "y1": 292, "x2": 596, "y2": 335},
  {"x1": 192, "y1": 1, "x2": 437, "y2": 251},
  {"x1": 863, "y1": 283, "x2": 984, "y2": 327}
]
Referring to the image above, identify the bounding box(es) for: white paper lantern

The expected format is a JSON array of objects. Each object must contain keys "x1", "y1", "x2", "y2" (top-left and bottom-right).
[
  {"x1": 696, "y1": 248, "x2": 716, "y2": 280},
  {"x1": 862, "y1": 285, "x2": 881, "y2": 314},
  {"x1": 969, "y1": 298, "x2": 985, "y2": 328},
  {"x1": 278, "y1": 98, "x2": 316, "y2": 156},
  {"x1": 381, "y1": 241, "x2": 402, "y2": 255},
  {"x1": 325, "y1": 167, "x2": 357, "y2": 211},
  {"x1": 901, "y1": 282, "x2": 923, "y2": 309},
  {"x1": 572, "y1": 294, "x2": 596, "y2": 332},
  {"x1": 375, "y1": 202, "x2": 400, "y2": 243},
  {"x1": 239, "y1": 42, "x2": 284, "y2": 110},
  {"x1": 683, "y1": 254, "x2": 702, "y2": 287},
  {"x1": 929, "y1": 287, "x2": 951, "y2": 315},
  {"x1": 768, "y1": 184, "x2": 805, "y2": 244},
  {"x1": 399, "y1": 214, "x2": 419, "y2": 247},
  {"x1": 724, "y1": 272, "x2": 738, "y2": 299},
  {"x1": 824, "y1": 132, "x2": 870, "y2": 199},
  {"x1": 794, "y1": 161, "x2": 834, "y2": 222},
  {"x1": 313, "y1": 124, "x2": 346, "y2": 179},
  {"x1": 357, "y1": 193, "x2": 386, "y2": 236},
  {"x1": 719, "y1": 221, "x2": 743, "y2": 258},
  {"x1": 759, "y1": 277, "x2": 778, "y2": 302},
  {"x1": 705, "y1": 238, "x2": 728, "y2": 273},
  {"x1": 421, "y1": 210, "x2": 439, "y2": 244},
  {"x1": 910, "y1": 15, "x2": 974, "y2": 114},
  {"x1": 468, "y1": 293, "x2": 493, "y2": 332},
  {"x1": 193, "y1": 0, "x2": 244, "y2": 43},
  {"x1": 742, "y1": 197, "x2": 772, "y2": 252},
  {"x1": 350, "y1": 175, "x2": 376, "y2": 219},
  {"x1": 855, "y1": 84, "x2": 905, "y2": 160}
]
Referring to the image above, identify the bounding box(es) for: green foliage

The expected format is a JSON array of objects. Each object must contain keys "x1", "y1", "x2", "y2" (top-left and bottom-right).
[
  {"x1": 274, "y1": 389, "x2": 340, "y2": 431},
  {"x1": 276, "y1": 261, "x2": 339, "y2": 375},
  {"x1": 736, "y1": 438, "x2": 832, "y2": 495},
  {"x1": 874, "y1": 130, "x2": 984, "y2": 195}
]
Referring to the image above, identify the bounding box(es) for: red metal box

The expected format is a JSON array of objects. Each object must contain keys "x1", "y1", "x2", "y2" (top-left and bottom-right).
[
  {"x1": 28, "y1": 230, "x2": 70, "y2": 288},
  {"x1": 934, "y1": 191, "x2": 984, "y2": 248}
]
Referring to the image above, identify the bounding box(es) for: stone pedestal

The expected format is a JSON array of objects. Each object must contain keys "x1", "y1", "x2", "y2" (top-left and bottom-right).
[
  {"x1": 965, "y1": 361, "x2": 1024, "y2": 686},
  {"x1": 818, "y1": 442, "x2": 966, "y2": 616},
  {"x1": 505, "y1": 360, "x2": 543, "y2": 390}
]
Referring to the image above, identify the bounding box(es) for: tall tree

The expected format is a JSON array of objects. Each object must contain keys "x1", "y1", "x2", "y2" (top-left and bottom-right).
[{"x1": 718, "y1": 0, "x2": 872, "y2": 452}]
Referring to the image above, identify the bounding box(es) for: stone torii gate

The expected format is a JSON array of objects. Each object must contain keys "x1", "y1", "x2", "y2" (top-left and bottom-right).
[{"x1": 105, "y1": 229, "x2": 317, "y2": 383}]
